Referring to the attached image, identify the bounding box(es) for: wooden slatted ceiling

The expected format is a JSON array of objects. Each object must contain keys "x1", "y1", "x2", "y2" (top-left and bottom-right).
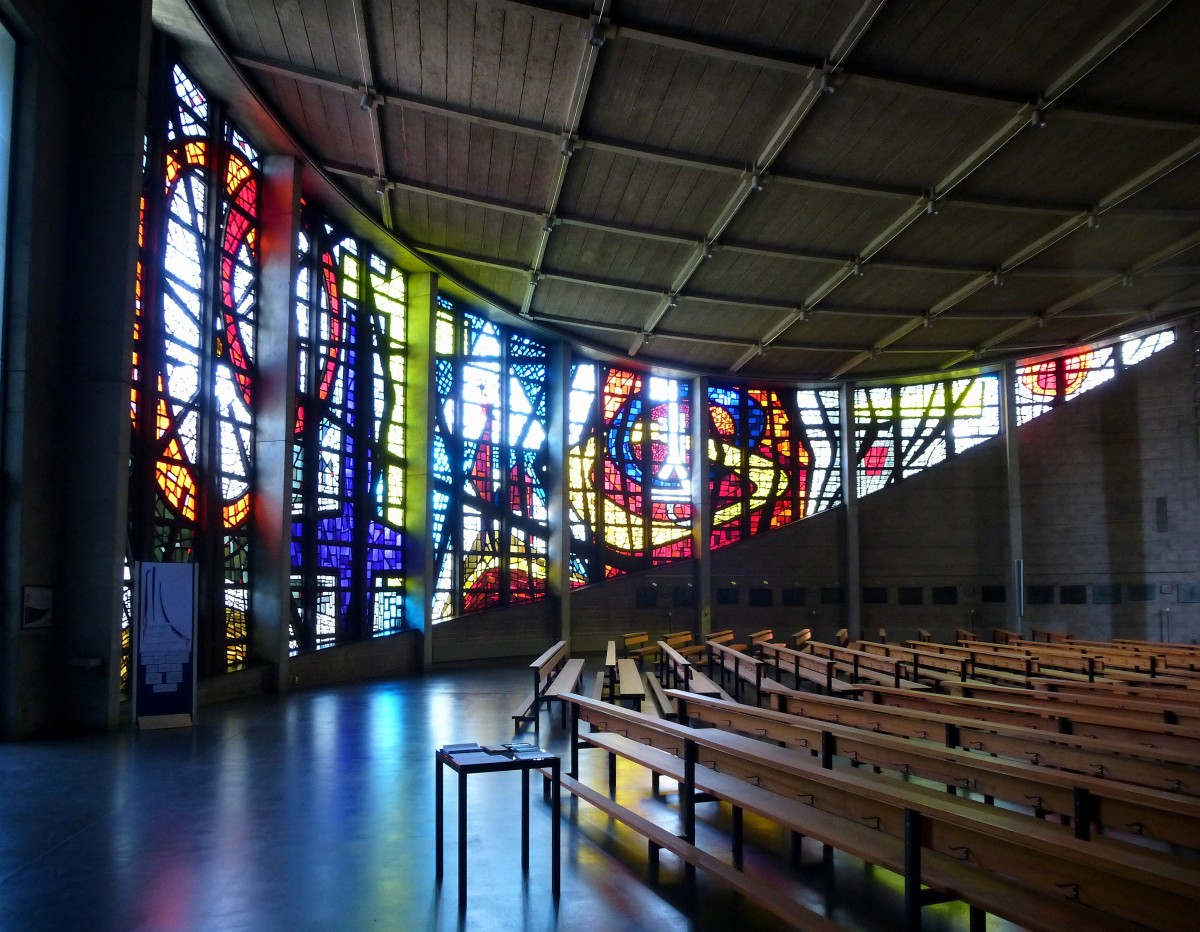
[
  {"x1": 955, "y1": 125, "x2": 1200, "y2": 206},
  {"x1": 1027, "y1": 218, "x2": 1200, "y2": 273},
  {"x1": 531, "y1": 278, "x2": 658, "y2": 328},
  {"x1": 162, "y1": 0, "x2": 1200, "y2": 381},
  {"x1": 774, "y1": 86, "x2": 1012, "y2": 188},
  {"x1": 559, "y1": 151, "x2": 733, "y2": 235},
  {"x1": 871, "y1": 209, "x2": 1056, "y2": 266},
  {"x1": 727, "y1": 186, "x2": 914, "y2": 258},
  {"x1": 581, "y1": 40, "x2": 796, "y2": 165},
  {"x1": 1067, "y1": 9, "x2": 1200, "y2": 112},
  {"x1": 688, "y1": 253, "x2": 832, "y2": 306},
  {"x1": 618, "y1": 0, "x2": 851, "y2": 60},
  {"x1": 849, "y1": 0, "x2": 1121, "y2": 94},
  {"x1": 545, "y1": 226, "x2": 691, "y2": 291}
]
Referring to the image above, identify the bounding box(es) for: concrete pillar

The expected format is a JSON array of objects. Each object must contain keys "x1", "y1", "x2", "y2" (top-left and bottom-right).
[
  {"x1": 547, "y1": 342, "x2": 571, "y2": 643},
  {"x1": 691, "y1": 376, "x2": 711, "y2": 637},
  {"x1": 840, "y1": 384, "x2": 862, "y2": 641},
  {"x1": 250, "y1": 155, "x2": 300, "y2": 691},
  {"x1": 38, "y1": 1, "x2": 153, "y2": 729},
  {"x1": 1001, "y1": 362, "x2": 1025, "y2": 634},
  {"x1": 405, "y1": 273, "x2": 437, "y2": 669}
]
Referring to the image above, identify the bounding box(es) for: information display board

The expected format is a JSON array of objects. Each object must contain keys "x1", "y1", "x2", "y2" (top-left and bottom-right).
[{"x1": 133, "y1": 562, "x2": 197, "y2": 729}]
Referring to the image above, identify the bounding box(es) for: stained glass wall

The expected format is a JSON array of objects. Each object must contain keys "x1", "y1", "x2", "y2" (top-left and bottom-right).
[
  {"x1": 431, "y1": 300, "x2": 550, "y2": 621},
  {"x1": 568, "y1": 364, "x2": 696, "y2": 584},
  {"x1": 854, "y1": 376, "x2": 1002, "y2": 497},
  {"x1": 129, "y1": 63, "x2": 260, "y2": 675},
  {"x1": 1014, "y1": 331, "x2": 1175, "y2": 425},
  {"x1": 706, "y1": 386, "x2": 841, "y2": 550},
  {"x1": 290, "y1": 212, "x2": 406, "y2": 650}
]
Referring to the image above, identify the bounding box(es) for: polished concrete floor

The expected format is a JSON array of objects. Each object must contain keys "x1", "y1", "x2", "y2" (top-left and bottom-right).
[{"x1": 0, "y1": 662, "x2": 1017, "y2": 931}]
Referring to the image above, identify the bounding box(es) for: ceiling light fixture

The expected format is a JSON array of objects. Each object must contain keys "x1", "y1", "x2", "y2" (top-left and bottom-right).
[
  {"x1": 993, "y1": 269, "x2": 1004, "y2": 286},
  {"x1": 1122, "y1": 272, "x2": 1134, "y2": 288},
  {"x1": 923, "y1": 312, "x2": 933, "y2": 328},
  {"x1": 1086, "y1": 209, "x2": 1099, "y2": 230},
  {"x1": 588, "y1": 23, "x2": 606, "y2": 47},
  {"x1": 701, "y1": 240, "x2": 714, "y2": 261},
  {"x1": 925, "y1": 197, "x2": 939, "y2": 216},
  {"x1": 819, "y1": 71, "x2": 835, "y2": 95},
  {"x1": 852, "y1": 257, "x2": 864, "y2": 277},
  {"x1": 756, "y1": 342, "x2": 765, "y2": 357},
  {"x1": 641, "y1": 331, "x2": 651, "y2": 346},
  {"x1": 1029, "y1": 107, "x2": 1044, "y2": 129},
  {"x1": 359, "y1": 90, "x2": 380, "y2": 112},
  {"x1": 542, "y1": 216, "x2": 556, "y2": 234},
  {"x1": 560, "y1": 138, "x2": 575, "y2": 158},
  {"x1": 749, "y1": 174, "x2": 765, "y2": 194}
]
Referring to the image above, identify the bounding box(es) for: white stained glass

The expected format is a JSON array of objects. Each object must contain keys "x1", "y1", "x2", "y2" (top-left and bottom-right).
[
  {"x1": 165, "y1": 217, "x2": 204, "y2": 292},
  {"x1": 164, "y1": 357, "x2": 200, "y2": 411},
  {"x1": 568, "y1": 364, "x2": 597, "y2": 444},
  {"x1": 1122, "y1": 329, "x2": 1175, "y2": 365},
  {"x1": 175, "y1": 409, "x2": 200, "y2": 461}
]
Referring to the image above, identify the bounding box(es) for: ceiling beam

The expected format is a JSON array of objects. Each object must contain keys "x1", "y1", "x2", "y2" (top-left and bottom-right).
[
  {"x1": 523, "y1": 1, "x2": 609, "y2": 319},
  {"x1": 812, "y1": 4, "x2": 1178, "y2": 379},
  {"x1": 662, "y1": 0, "x2": 888, "y2": 365},
  {"x1": 237, "y1": 51, "x2": 1199, "y2": 230},
  {"x1": 347, "y1": 0, "x2": 391, "y2": 228},
  {"x1": 936, "y1": 227, "x2": 1200, "y2": 371}
]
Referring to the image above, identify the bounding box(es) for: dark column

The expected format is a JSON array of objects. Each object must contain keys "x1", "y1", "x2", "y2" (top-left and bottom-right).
[{"x1": 250, "y1": 155, "x2": 300, "y2": 692}]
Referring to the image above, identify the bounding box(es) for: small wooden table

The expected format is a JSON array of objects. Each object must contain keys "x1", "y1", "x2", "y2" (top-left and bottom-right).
[{"x1": 435, "y1": 742, "x2": 561, "y2": 910}]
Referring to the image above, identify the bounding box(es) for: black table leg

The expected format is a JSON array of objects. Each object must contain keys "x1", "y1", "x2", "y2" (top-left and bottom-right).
[
  {"x1": 435, "y1": 754, "x2": 443, "y2": 883},
  {"x1": 458, "y1": 769, "x2": 468, "y2": 912},
  {"x1": 551, "y1": 758, "x2": 560, "y2": 899},
  {"x1": 522, "y1": 768, "x2": 530, "y2": 874}
]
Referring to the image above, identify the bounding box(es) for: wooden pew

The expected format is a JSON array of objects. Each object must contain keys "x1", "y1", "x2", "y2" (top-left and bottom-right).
[
  {"x1": 554, "y1": 763, "x2": 843, "y2": 931},
  {"x1": 657, "y1": 640, "x2": 727, "y2": 700},
  {"x1": 614, "y1": 657, "x2": 646, "y2": 710},
  {"x1": 512, "y1": 640, "x2": 581, "y2": 732},
  {"x1": 603, "y1": 639, "x2": 617, "y2": 700},
  {"x1": 706, "y1": 639, "x2": 764, "y2": 705},
  {"x1": 757, "y1": 641, "x2": 863, "y2": 697},
  {"x1": 854, "y1": 639, "x2": 975, "y2": 687},
  {"x1": 563, "y1": 693, "x2": 1200, "y2": 931},
  {"x1": 791, "y1": 627, "x2": 812, "y2": 650},
  {"x1": 763, "y1": 680, "x2": 1200, "y2": 795},
  {"x1": 943, "y1": 679, "x2": 1200, "y2": 728},
  {"x1": 913, "y1": 640, "x2": 1039, "y2": 686},
  {"x1": 859, "y1": 684, "x2": 1200, "y2": 758},
  {"x1": 806, "y1": 639, "x2": 929, "y2": 690},
  {"x1": 669, "y1": 690, "x2": 1200, "y2": 852}
]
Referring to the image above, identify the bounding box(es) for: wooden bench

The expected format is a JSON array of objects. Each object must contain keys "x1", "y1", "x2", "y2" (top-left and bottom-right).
[
  {"x1": 854, "y1": 639, "x2": 975, "y2": 686},
  {"x1": 791, "y1": 627, "x2": 812, "y2": 650},
  {"x1": 643, "y1": 670, "x2": 676, "y2": 720},
  {"x1": 657, "y1": 640, "x2": 728, "y2": 699},
  {"x1": 552, "y1": 753, "x2": 843, "y2": 931},
  {"x1": 757, "y1": 641, "x2": 863, "y2": 697},
  {"x1": 860, "y1": 684, "x2": 1200, "y2": 758},
  {"x1": 541, "y1": 657, "x2": 586, "y2": 726},
  {"x1": 764, "y1": 680, "x2": 1200, "y2": 795},
  {"x1": 603, "y1": 639, "x2": 617, "y2": 700},
  {"x1": 806, "y1": 639, "x2": 929, "y2": 690},
  {"x1": 706, "y1": 639, "x2": 764, "y2": 705},
  {"x1": 512, "y1": 640, "x2": 580, "y2": 732},
  {"x1": 614, "y1": 657, "x2": 646, "y2": 709},
  {"x1": 669, "y1": 690, "x2": 1200, "y2": 852},
  {"x1": 563, "y1": 693, "x2": 1198, "y2": 931},
  {"x1": 622, "y1": 630, "x2": 659, "y2": 663}
]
